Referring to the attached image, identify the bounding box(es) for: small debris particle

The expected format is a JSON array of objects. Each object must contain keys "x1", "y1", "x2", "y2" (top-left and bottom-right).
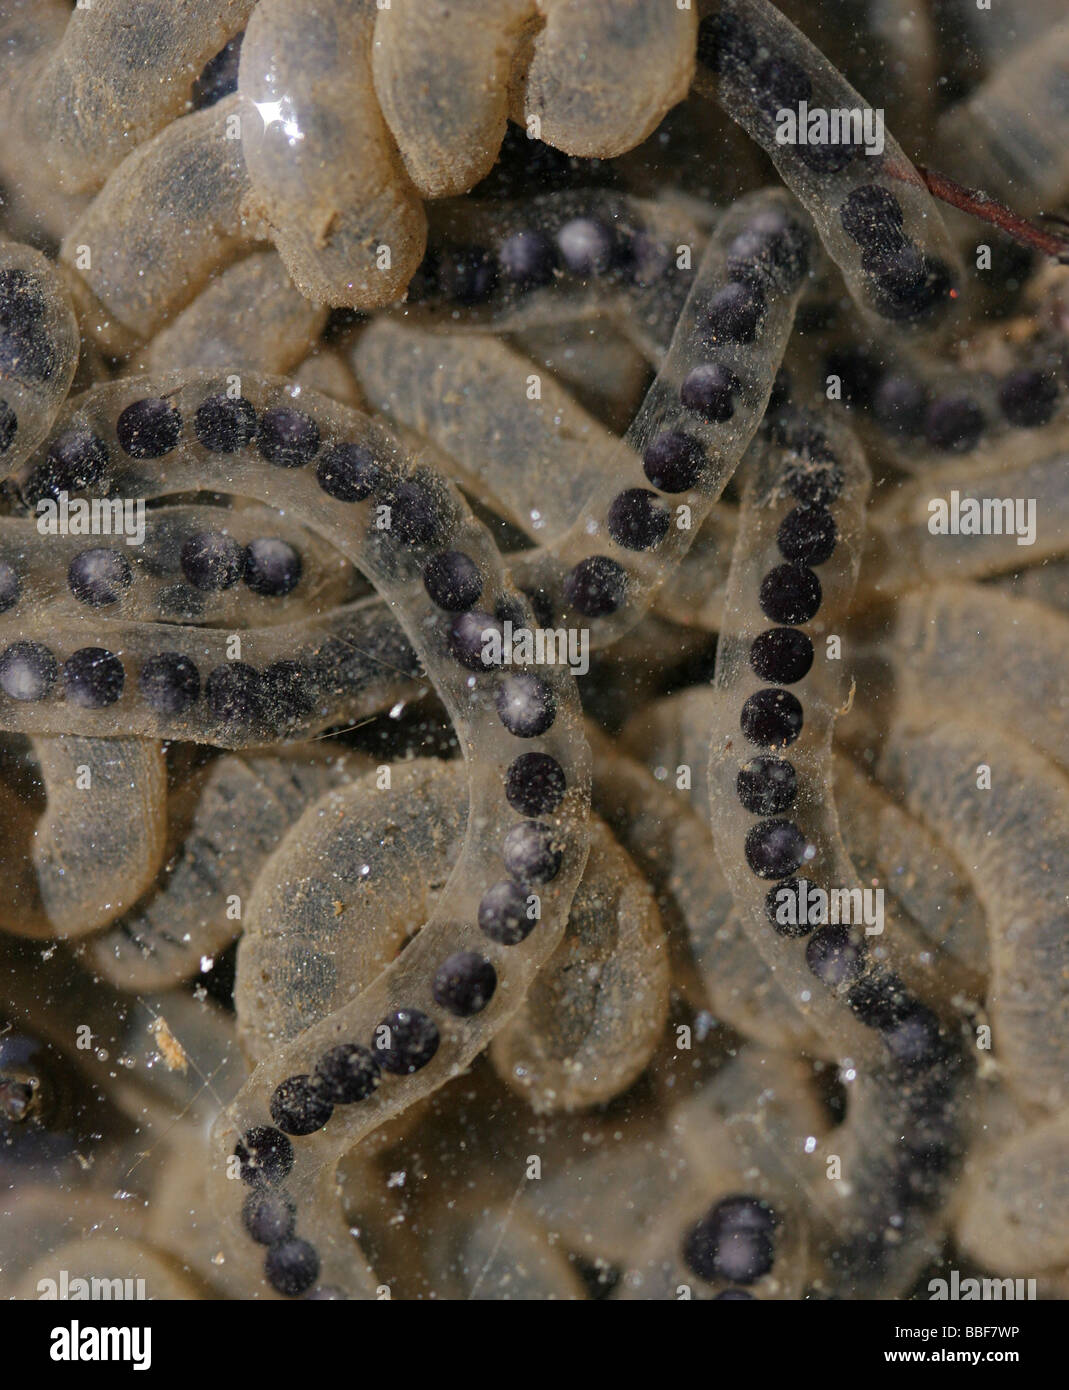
[{"x1": 150, "y1": 1016, "x2": 188, "y2": 1072}]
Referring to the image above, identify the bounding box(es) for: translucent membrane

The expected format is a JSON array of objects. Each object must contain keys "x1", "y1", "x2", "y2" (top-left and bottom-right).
[
  {"x1": 61, "y1": 95, "x2": 261, "y2": 352},
  {"x1": 0, "y1": 4, "x2": 70, "y2": 137},
  {"x1": 401, "y1": 190, "x2": 710, "y2": 363},
  {"x1": 0, "y1": 241, "x2": 80, "y2": 475},
  {"x1": 776, "y1": 0, "x2": 939, "y2": 149},
  {"x1": 621, "y1": 686, "x2": 985, "y2": 1003},
  {"x1": 653, "y1": 504, "x2": 737, "y2": 631},
  {"x1": 236, "y1": 759, "x2": 468, "y2": 1064},
  {"x1": 516, "y1": 1106, "x2": 684, "y2": 1270},
  {"x1": 0, "y1": 734, "x2": 165, "y2": 940},
  {"x1": 705, "y1": 420, "x2": 971, "y2": 1294},
  {"x1": 934, "y1": 19, "x2": 1069, "y2": 216},
  {"x1": 491, "y1": 814, "x2": 669, "y2": 1112},
  {"x1": 615, "y1": 1051, "x2": 811, "y2": 1300},
  {"x1": 928, "y1": 0, "x2": 1066, "y2": 80},
  {"x1": 511, "y1": 1046, "x2": 814, "y2": 1299},
  {"x1": 831, "y1": 755, "x2": 987, "y2": 989},
  {"x1": 213, "y1": 736, "x2": 591, "y2": 1295},
  {"x1": 85, "y1": 749, "x2": 365, "y2": 992},
  {"x1": 143, "y1": 253, "x2": 329, "y2": 377},
  {"x1": 706, "y1": 420, "x2": 877, "y2": 1050},
  {"x1": 513, "y1": 319, "x2": 651, "y2": 433},
  {"x1": 366, "y1": 188, "x2": 809, "y2": 643},
  {"x1": 354, "y1": 319, "x2": 624, "y2": 546},
  {"x1": 868, "y1": 584, "x2": 1069, "y2": 775},
  {"x1": 5, "y1": 0, "x2": 254, "y2": 195},
  {"x1": 238, "y1": 0, "x2": 426, "y2": 308},
  {"x1": 0, "y1": 371, "x2": 603, "y2": 1294},
  {"x1": 0, "y1": 503, "x2": 354, "y2": 629},
  {"x1": 957, "y1": 1109, "x2": 1069, "y2": 1274},
  {"x1": 857, "y1": 362, "x2": 1067, "y2": 481},
  {"x1": 14, "y1": 1235, "x2": 210, "y2": 1301},
  {"x1": 2, "y1": 0, "x2": 1059, "y2": 1304},
  {"x1": 859, "y1": 442, "x2": 1069, "y2": 603},
  {"x1": 0, "y1": 939, "x2": 167, "y2": 1152},
  {"x1": 695, "y1": 0, "x2": 962, "y2": 339},
  {"x1": 0, "y1": 599, "x2": 419, "y2": 747},
  {"x1": 419, "y1": 1203, "x2": 587, "y2": 1300},
  {"x1": 9, "y1": 371, "x2": 597, "y2": 747},
  {"x1": 512, "y1": 0, "x2": 698, "y2": 160},
  {"x1": 0, "y1": 982, "x2": 243, "y2": 1296},
  {"x1": 371, "y1": 0, "x2": 539, "y2": 198},
  {"x1": 291, "y1": 348, "x2": 367, "y2": 412},
  {"x1": 241, "y1": 755, "x2": 664, "y2": 1106},
  {"x1": 877, "y1": 717, "x2": 1069, "y2": 1110},
  {"x1": 598, "y1": 717, "x2": 821, "y2": 1056},
  {"x1": 0, "y1": 2, "x2": 91, "y2": 244},
  {"x1": 517, "y1": 189, "x2": 813, "y2": 643},
  {"x1": 808, "y1": 1063, "x2": 966, "y2": 1296}
]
